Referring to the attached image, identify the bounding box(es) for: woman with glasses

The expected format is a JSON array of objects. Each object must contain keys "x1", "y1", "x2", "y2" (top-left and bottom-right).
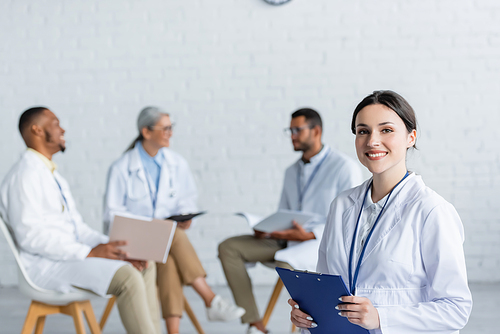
[
  {"x1": 288, "y1": 91, "x2": 472, "y2": 333},
  {"x1": 104, "y1": 106, "x2": 244, "y2": 334}
]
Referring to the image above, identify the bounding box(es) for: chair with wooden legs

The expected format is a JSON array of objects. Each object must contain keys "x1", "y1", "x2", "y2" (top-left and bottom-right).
[
  {"x1": 0, "y1": 217, "x2": 112, "y2": 334},
  {"x1": 261, "y1": 263, "x2": 296, "y2": 333},
  {"x1": 100, "y1": 294, "x2": 205, "y2": 334},
  {"x1": 1, "y1": 216, "x2": 204, "y2": 334},
  {"x1": 182, "y1": 294, "x2": 205, "y2": 334},
  {"x1": 22, "y1": 299, "x2": 105, "y2": 334}
]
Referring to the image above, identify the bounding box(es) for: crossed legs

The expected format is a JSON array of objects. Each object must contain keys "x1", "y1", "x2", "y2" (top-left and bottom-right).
[{"x1": 106, "y1": 261, "x2": 161, "y2": 334}]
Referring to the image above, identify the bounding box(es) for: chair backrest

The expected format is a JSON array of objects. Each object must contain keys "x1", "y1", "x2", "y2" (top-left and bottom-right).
[{"x1": 0, "y1": 216, "x2": 51, "y2": 293}]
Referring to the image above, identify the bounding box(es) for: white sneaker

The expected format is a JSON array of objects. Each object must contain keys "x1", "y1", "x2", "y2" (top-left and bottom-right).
[
  {"x1": 246, "y1": 326, "x2": 268, "y2": 334},
  {"x1": 206, "y1": 295, "x2": 246, "y2": 321}
]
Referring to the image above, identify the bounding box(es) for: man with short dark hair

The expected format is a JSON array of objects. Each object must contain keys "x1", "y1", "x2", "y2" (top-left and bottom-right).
[
  {"x1": 218, "y1": 108, "x2": 363, "y2": 334},
  {"x1": 0, "y1": 107, "x2": 161, "y2": 333}
]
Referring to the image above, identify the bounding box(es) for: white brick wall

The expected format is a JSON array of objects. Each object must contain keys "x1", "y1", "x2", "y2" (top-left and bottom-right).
[{"x1": 0, "y1": 0, "x2": 499, "y2": 286}]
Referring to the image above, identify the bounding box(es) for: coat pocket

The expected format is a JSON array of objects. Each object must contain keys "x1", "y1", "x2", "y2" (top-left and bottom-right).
[{"x1": 126, "y1": 176, "x2": 149, "y2": 201}]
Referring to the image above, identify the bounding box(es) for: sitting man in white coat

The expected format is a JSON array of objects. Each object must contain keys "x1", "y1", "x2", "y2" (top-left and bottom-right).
[
  {"x1": 0, "y1": 107, "x2": 161, "y2": 334},
  {"x1": 218, "y1": 108, "x2": 363, "y2": 334}
]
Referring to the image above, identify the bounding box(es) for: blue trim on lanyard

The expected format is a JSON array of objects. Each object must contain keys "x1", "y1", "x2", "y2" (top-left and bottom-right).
[
  {"x1": 297, "y1": 147, "x2": 331, "y2": 209},
  {"x1": 348, "y1": 171, "x2": 409, "y2": 295},
  {"x1": 53, "y1": 177, "x2": 79, "y2": 241},
  {"x1": 145, "y1": 164, "x2": 176, "y2": 216},
  {"x1": 144, "y1": 173, "x2": 158, "y2": 215}
]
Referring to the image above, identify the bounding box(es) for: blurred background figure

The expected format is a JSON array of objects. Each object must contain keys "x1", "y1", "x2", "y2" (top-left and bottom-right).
[
  {"x1": 104, "y1": 106, "x2": 245, "y2": 334},
  {"x1": 1, "y1": 107, "x2": 161, "y2": 334},
  {"x1": 218, "y1": 108, "x2": 362, "y2": 334}
]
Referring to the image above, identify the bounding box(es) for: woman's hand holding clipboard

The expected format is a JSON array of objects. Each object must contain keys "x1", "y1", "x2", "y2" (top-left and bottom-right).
[{"x1": 277, "y1": 268, "x2": 371, "y2": 333}]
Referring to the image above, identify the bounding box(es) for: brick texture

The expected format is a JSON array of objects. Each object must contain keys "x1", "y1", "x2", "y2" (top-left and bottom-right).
[{"x1": 0, "y1": 0, "x2": 499, "y2": 286}]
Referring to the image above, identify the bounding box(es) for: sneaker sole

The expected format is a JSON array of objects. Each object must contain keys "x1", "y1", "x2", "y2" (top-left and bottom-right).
[{"x1": 208, "y1": 307, "x2": 246, "y2": 322}]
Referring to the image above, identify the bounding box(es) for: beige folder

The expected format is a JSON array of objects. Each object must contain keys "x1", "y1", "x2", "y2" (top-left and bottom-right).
[{"x1": 109, "y1": 215, "x2": 177, "y2": 263}]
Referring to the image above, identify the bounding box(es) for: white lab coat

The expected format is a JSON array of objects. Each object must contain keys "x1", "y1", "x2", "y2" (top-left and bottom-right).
[
  {"x1": 312, "y1": 173, "x2": 472, "y2": 334},
  {"x1": 0, "y1": 151, "x2": 127, "y2": 296},
  {"x1": 274, "y1": 146, "x2": 362, "y2": 271},
  {"x1": 103, "y1": 145, "x2": 197, "y2": 233}
]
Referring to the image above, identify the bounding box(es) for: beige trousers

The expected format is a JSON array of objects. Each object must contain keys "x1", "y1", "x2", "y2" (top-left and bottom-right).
[
  {"x1": 218, "y1": 235, "x2": 293, "y2": 324},
  {"x1": 106, "y1": 261, "x2": 161, "y2": 334},
  {"x1": 156, "y1": 228, "x2": 206, "y2": 318}
]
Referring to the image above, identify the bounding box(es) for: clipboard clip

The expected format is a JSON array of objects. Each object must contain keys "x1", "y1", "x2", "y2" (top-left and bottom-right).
[{"x1": 293, "y1": 269, "x2": 322, "y2": 275}]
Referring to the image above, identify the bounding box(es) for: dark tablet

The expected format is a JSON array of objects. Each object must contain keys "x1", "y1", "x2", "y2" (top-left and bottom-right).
[{"x1": 166, "y1": 211, "x2": 207, "y2": 222}]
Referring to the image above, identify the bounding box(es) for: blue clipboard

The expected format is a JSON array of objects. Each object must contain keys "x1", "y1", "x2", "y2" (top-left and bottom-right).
[{"x1": 276, "y1": 267, "x2": 369, "y2": 334}]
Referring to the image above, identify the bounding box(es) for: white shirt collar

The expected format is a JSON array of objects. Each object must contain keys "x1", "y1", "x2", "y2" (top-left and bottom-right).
[
  {"x1": 299, "y1": 144, "x2": 329, "y2": 167},
  {"x1": 365, "y1": 188, "x2": 389, "y2": 211}
]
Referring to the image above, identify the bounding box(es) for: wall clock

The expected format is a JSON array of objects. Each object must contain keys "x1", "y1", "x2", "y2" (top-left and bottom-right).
[{"x1": 263, "y1": 0, "x2": 292, "y2": 5}]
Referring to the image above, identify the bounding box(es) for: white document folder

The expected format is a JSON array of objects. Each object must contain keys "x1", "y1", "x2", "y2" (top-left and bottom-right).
[
  {"x1": 237, "y1": 209, "x2": 316, "y2": 233},
  {"x1": 109, "y1": 215, "x2": 177, "y2": 263},
  {"x1": 235, "y1": 212, "x2": 263, "y2": 228}
]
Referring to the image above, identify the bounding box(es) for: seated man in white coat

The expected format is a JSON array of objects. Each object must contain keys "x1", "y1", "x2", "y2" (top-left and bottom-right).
[
  {"x1": 0, "y1": 107, "x2": 161, "y2": 334},
  {"x1": 218, "y1": 108, "x2": 363, "y2": 334}
]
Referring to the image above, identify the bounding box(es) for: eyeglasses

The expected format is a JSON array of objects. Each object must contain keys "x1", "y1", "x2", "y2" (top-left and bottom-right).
[
  {"x1": 283, "y1": 125, "x2": 313, "y2": 136},
  {"x1": 148, "y1": 123, "x2": 175, "y2": 133}
]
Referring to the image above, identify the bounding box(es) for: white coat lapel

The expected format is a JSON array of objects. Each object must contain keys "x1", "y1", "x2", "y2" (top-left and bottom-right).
[
  {"x1": 25, "y1": 152, "x2": 64, "y2": 210},
  {"x1": 343, "y1": 202, "x2": 359, "y2": 260},
  {"x1": 343, "y1": 180, "x2": 371, "y2": 259},
  {"x1": 128, "y1": 147, "x2": 148, "y2": 183},
  {"x1": 360, "y1": 196, "x2": 402, "y2": 265},
  {"x1": 128, "y1": 147, "x2": 151, "y2": 204},
  {"x1": 359, "y1": 174, "x2": 416, "y2": 266},
  {"x1": 52, "y1": 172, "x2": 69, "y2": 213}
]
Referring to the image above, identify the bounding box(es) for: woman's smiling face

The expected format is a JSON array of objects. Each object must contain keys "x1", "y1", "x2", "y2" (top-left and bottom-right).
[{"x1": 355, "y1": 104, "x2": 416, "y2": 177}]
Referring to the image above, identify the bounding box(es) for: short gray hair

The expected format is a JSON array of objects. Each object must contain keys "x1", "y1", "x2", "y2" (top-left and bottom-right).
[{"x1": 137, "y1": 106, "x2": 169, "y2": 132}]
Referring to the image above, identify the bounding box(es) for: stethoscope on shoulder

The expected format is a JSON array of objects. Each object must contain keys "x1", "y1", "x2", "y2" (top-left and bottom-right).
[
  {"x1": 167, "y1": 171, "x2": 176, "y2": 198},
  {"x1": 164, "y1": 160, "x2": 177, "y2": 198}
]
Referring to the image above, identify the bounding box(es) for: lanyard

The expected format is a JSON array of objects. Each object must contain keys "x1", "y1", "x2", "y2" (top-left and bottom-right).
[
  {"x1": 53, "y1": 177, "x2": 79, "y2": 241},
  {"x1": 144, "y1": 163, "x2": 176, "y2": 216},
  {"x1": 145, "y1": 174, "x2": 158, "y2": 215},
  {"x1": 297, "y1": 147, "x2": 330, "y2": 209},
  {"x1": 347, "y1": 171, "x2": 409, "y2": 295}
]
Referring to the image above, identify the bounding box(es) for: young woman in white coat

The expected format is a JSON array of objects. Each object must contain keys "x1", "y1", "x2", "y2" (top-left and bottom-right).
[
  {"x1": 104, "y1": 107, "x2": 244, "y2": 334},
  {"x1": 289, "y1": 91, "x2": 472, "y2": 333}
]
